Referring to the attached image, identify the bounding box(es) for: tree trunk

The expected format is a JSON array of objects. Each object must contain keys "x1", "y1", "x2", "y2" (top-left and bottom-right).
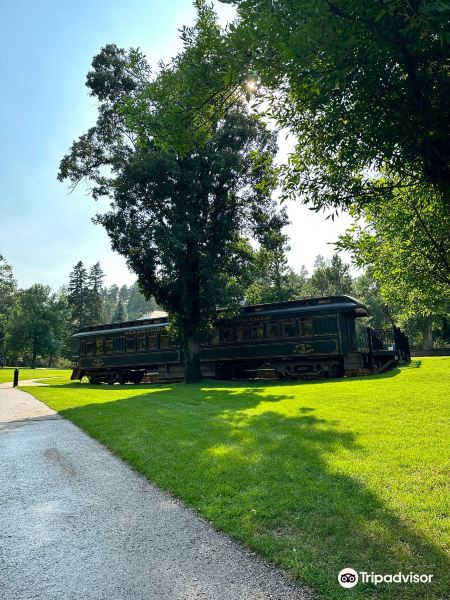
[
  {"x1": 422, "y1": 319, "x2": 433, "y2": 352},
  {"x1": 31, "y1": 350, "x2": 37, "y2": 369},
  {"x1": 183, "y1": 338, "x2": 202, "y2": 383}
]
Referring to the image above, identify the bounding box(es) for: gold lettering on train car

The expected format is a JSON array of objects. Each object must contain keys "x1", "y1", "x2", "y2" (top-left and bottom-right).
[{"x1": 294, "y1": 343, "x2": 314, "y2": 354}]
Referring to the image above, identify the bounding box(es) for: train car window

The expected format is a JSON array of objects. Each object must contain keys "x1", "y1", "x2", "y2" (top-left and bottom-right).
[
  {"x1": 267, "y1": 321, "x2": 280, "y2": 338},
  {"x1": 210, "y1": 328, "x2": 220, "y2": 345},
  {"x1": 85, "y1": 339, "x2": 94, "y2": 355},
  {"x1": 104, "y1": 338, "x2": 113, "y2": 354},
  {"x1": 251, "y1": 321, "x2": 264, "y2": 339},
  {"x1": 80, "y1": 340, "x2": 86, "y2": 356},
  {"x1": 147, "y1": 333, "x2": 157, "y2": 349},
  {"x1": 282, "y1": 319, "x2": 297, "y2": 337},
  {"x1": 300, "y1": 318, "x2": 313, "y2": 337},
  {"x1": 125, "y1": 335, "x2": 136, "y2": 352},
  {"x1": 137, "y1": 334, "x2": 147, "y2": 352},
  {"x1": 221, "y1": 326, "x2": 235, "y2": 343},
  {"x1": 313, "y1": 315, "x2": 338, "y2": 335},
  {"x1": 159, "y1": 333, "x2": 169, "y2": 348},
  {"x1": 95, "y1": 338, "x2": 104, "y2": 355},
  {"x1": 113, "y1": 337, "x2": 122, "y2": 353},
  {"x1": 237, "y1": 324, "x2": 251, "y2": 342}
]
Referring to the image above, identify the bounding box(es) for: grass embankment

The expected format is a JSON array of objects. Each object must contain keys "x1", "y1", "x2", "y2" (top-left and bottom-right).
[
  {"x1": 25, "y1": 358, "x2": 449, "y2": 599},
  {"x1": 0, "y1": 367, "x2": 72, "y2": 384}
]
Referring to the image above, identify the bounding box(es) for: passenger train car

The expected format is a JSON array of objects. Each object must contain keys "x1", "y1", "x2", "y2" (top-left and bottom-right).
[{"x1": 71, "y1": 295, "x2": 408, "y2": 384}]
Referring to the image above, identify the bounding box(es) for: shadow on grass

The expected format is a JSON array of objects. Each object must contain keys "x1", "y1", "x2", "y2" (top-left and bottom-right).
[{"x1": 42, "y1": 381, "x2": 447, "y2": 599}]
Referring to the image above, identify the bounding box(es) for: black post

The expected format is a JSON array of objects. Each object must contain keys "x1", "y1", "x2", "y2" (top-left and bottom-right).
[
  {"x1": 393, "y1": 326, "x2": 401, "y2": 362},
  {"x1": 367, "y1": 327, "x2": 375, "y2": 372},
  {"x1": 13, "y1": 368, "x2": 19, "y2": 387}
]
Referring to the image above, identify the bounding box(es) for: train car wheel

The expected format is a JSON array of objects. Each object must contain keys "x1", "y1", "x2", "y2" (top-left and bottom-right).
[{"x1": 130, "y1": 371, "x2": 144, "y2": 384}]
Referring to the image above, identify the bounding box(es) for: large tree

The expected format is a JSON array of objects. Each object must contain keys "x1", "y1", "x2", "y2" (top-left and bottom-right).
[
  {"x1": 6, "y1": 285, "x2": 68, "y2": 368},
  {"x1": 58, "y1": 45, "x2": 280, "y2": 382},
  {"x1": 86, "y1": 262, "x2": 105, "y2": 325},
  {"x1": 67, "y1": 261, "x2": 88, "y2": 329}
]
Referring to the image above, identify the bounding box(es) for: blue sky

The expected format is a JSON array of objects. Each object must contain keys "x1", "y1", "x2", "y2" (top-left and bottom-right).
[{"x1": 0, "y1": 0, "x2": 352, "y2": 290}]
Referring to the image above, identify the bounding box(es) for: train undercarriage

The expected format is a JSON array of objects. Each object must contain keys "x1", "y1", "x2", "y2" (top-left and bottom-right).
[{"x1": 72, "y1": 355, "x2": 350, "y2": 384}]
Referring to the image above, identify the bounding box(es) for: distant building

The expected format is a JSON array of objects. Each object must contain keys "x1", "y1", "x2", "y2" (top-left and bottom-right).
[{"x1": 138, "y1": 310, "x2": 168, "y2": 320}]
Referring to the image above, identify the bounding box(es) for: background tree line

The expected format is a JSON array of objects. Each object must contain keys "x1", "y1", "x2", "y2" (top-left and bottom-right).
[
  {"x1": 0, "y1": 256, "x2": 158, "y2": 368},
  {"x1": 1, "y1": 248, "x2": 448, "y2": 369}
]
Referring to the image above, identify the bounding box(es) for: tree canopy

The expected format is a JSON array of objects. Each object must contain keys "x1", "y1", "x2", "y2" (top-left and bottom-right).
[
  {"x1": 217, "y1": 0, "x2": 450, "y2": 211},
  {"x1": 337, "y1": 185, "x2": 450, "y2": 318}
]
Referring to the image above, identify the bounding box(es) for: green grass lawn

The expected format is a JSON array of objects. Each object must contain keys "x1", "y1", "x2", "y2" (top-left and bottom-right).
[
  {"x1": 23, "y1": 358, "x2": 449, "y2": 599},
  {"x1": 0, "y1": 367, "x2": 72, "y2": 384}
]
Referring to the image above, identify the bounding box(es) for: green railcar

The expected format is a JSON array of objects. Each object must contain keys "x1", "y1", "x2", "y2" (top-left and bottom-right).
[{"x1": 71, "y1": 295, "x2": 402, "y2": 384}]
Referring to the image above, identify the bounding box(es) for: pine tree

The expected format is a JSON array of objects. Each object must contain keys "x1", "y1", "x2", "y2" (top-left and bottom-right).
[
  {"x1": 118, "y1": 284, "x2": 129, "y2": 304},
  {"x1": 86, "y1": 262, "x2": 104, "y2": 324},
  {"x1": 303, "y1": 254, "x2": 354, "y2": 297},
  {"x1": 67, "y1": 261, "x2": 88, "y2": 329},
  {"x1": 101, "y1": 284, "x2": 119, "y2": 322},
  {"x1": 112, "y1": 300, "x2": 126, "y2": 322},
  {"x1": 127, "y1": 282, "x2": 158, "y2": 319}
]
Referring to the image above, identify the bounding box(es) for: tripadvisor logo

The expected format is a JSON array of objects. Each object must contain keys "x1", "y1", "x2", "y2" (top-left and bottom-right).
[
  {"x1": 338, "y1": 567, "x2": 434, "y2": 588},
  {"x1": 338, "y1": 568, "x2": 358, "y2": 589}
]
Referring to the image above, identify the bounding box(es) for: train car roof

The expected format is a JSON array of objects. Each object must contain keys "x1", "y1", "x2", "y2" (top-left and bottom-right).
[
  {"x1": 240, "y1": 295, "x2": 367, "y2": 316},
  {"x1": 73, "y1": 295, "x2": 368, "y2": 338},
  {"x1": 72, "y1": 295, "x2": 368, "y2": 338}
]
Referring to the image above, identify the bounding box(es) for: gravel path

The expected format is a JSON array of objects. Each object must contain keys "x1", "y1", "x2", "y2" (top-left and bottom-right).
[
  {"x1": 0, "y1": 376, "x2": 63, "y2": 389},
  {"x1": 0, "y1": 387, "x2": 311, "y2": 600}
]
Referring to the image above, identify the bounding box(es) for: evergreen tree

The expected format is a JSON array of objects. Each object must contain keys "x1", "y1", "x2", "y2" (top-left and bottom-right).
[
  {"x1": 303, "y1": 254, "x2": 354, "y2": 297},
  {"x1": 118, "y1": 284, "x2": 129, "y2": 304},
  {"x1": 246, "y1": 208, "x2": 306, "y2": 303},
  {"x1": 111, "y1": 300, "x2": 126, "y2": 322},
  {"x1": 127, "y1": 282, "x2": 158, "y2": 320},
  {"x1": 86, "y1": 262, "x2": 104, "y2": 324},
  {"x1": 101, "y1": 284, "x2": 119, "y2": 322},
  {"x1": 67, "y1": 261, "x2": 88, "y2": 329}
]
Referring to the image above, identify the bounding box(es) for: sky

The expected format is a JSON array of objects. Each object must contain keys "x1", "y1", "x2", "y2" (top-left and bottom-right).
[{"x1": 0, "y1": 0, "x2": 353, "y2": 290}]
